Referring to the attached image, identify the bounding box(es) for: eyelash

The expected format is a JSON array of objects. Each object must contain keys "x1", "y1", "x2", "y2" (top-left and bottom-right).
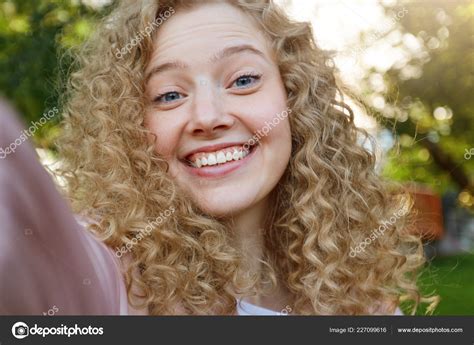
[
  {"x1": 231, "y1": 73, "x2": 262, "y2": 88},
  {"x1": 152, "y1": 73, "x2": 262, "y2": 104},
  {"x1": 153, "y1": 91, "x2": 182, "y2": 104}
]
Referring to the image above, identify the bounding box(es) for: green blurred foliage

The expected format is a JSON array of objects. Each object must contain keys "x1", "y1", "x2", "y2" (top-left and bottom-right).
[
  {"x1": 0, "y1": 0, "x2": 109, "y2": 147},
  {"x1": 360, "y1": 0, "x2": 473, "y2": 208},
  {"x1": 400, "y1": 254, "x2": 474, "y2": 315}
]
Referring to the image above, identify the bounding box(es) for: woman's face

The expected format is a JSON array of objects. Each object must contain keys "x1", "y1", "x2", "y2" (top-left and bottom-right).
[{"x1": 145, "y1": 2, "x2": 291, "y2": 216}]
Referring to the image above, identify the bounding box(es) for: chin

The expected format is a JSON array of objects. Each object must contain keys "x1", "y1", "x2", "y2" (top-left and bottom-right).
[{"x1": 191, "y1": 191, "x2": 260, "y2": 218}]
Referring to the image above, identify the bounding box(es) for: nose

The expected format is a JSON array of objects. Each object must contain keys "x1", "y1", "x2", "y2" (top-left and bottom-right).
[{"x1": 187, "y1": 85, "x2": 234, "y2": 136}]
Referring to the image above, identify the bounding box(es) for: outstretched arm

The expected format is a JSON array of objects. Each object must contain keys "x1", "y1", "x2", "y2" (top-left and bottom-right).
[{"x1": 0, "y1": 100, "x2": 125, "y2": 315}]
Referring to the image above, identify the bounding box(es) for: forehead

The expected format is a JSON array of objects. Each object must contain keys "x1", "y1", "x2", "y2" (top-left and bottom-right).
[{"x1": 148, "y1": 2, "x2": 272, "y2": 67}]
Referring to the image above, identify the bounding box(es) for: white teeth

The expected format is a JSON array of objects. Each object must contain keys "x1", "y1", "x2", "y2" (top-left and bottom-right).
[
  {"x1": 207, "y1": 153, "x2": 217, "y2": 166},
  {"x1": 189, "y1": 145, "x2": 256, "y2": 168},
  {"x1": 216, "y1": 151, "x2": 226, "y2": 164},
  {"x1": 232, "y1": 150, "x2": 240, "y2": 160}
]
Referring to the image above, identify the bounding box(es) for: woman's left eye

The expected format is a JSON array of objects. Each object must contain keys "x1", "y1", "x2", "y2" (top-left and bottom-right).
[{"x1": 231, "y1": 74, "x2": 261, "y2": 89}]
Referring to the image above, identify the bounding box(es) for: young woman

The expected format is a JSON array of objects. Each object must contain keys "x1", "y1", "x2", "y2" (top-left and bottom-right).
[{"x1": 0, "y1": 0, "x2": 435, "y2": 315}]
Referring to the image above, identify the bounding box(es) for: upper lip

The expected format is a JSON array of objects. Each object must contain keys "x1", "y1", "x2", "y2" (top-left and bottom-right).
[{"x1": 181, "y1": 141, "x2": 251, "y2": 160}]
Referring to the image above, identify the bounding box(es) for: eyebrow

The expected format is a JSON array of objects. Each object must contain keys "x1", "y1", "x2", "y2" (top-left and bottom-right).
[{"x1": 145, "y1": 44, "x2": 266, "y2": 83}]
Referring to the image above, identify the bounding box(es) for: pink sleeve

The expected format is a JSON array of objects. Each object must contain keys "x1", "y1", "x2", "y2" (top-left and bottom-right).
[{"x1": 0, "y1": 100, "x2": 127, "y2": 315}]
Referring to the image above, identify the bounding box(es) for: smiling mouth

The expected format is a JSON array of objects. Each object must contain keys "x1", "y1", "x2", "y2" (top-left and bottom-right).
[{"x1": 183, "y1": 142, "x2": 258, "y2": 168}]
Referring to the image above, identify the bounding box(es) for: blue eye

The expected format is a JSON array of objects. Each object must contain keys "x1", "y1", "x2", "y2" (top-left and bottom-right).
[
  {"x1": 154, "y1": 91, "x2": 183, "y2": 103},
  {"x1": 232, "y1": 74, "x2": 261, "y2": 88}
]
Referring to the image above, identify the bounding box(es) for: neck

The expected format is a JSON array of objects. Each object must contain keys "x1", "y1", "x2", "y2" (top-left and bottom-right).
[
  {"x1": 228, "y1": 197, "x2": 291, "y2": 312},
  {"x1": 230, "y1": 197, "x2": 268, "y2": 274}
]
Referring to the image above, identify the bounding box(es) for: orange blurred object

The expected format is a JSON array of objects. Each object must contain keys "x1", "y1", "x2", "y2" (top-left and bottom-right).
[{"x1": 406, "y1": 184, "x2": 444, "y2": 240}]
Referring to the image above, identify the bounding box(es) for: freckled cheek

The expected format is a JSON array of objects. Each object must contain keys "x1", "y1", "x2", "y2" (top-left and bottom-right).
[
  {"x1": 254, "y1": 104, "x2": 291, "y2": 135},
  {"x1": 256, "y1": 113, "x2": 291, "y2": 165},
  {"x1": 154, "y1": 135, "x2": 179, "y2": 158},
  {"x1": 269, "y1": 118, "x2": 291, "y2": 150},
  {"x1": 238, "y1": 89, "x2": 288, "y2": 138},
  {"x1": 145, "y1": 114, "x2": 181, "y2": 158}
]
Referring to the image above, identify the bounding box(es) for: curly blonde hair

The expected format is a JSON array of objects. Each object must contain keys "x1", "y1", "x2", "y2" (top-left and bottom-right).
[{"x1": 57, "y1": 0, "x2": 438, "y2": 315}]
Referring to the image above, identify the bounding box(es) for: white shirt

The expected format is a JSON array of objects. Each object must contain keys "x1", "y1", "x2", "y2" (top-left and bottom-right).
[{"x1": 237, "y1": 299, "x2": 284, "y2": 315}]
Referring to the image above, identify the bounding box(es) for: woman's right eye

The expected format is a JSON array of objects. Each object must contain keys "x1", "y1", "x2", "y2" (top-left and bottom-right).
[{"x1": 153, "y1": 91, "x2": 184, "y2": 104}]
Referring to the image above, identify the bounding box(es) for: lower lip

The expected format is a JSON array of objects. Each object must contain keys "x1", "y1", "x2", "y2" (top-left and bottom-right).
[{"x1": 182, "y1": 146, "x2": 258, "y2": 178}]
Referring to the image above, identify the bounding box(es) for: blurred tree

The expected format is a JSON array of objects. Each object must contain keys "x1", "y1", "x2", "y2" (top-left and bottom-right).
[
  {"x1": 357, "y1": 0, "x2": 473, "y2": 209},
  {"x1": 0, "y1": 0, "x2": 108, "y2": 147}
]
